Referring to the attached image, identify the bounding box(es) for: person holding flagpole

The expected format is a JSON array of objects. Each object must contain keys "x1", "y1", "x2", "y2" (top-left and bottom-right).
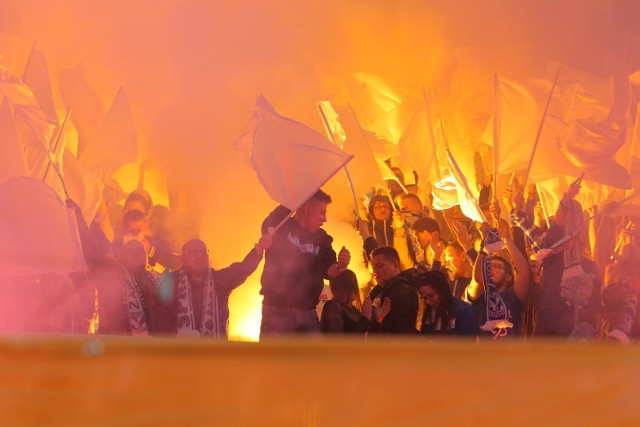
[
  {"x1": 259, "y1": 189, "x2": 351, "y2": 337},
  {"x1": 235, "y1": 96, "x2": 354, "y2": 337}
]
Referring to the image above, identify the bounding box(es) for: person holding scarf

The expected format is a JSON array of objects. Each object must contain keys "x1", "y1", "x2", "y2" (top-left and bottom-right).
[{"x1": 465, "y1": 219, "x2": 531, "y2": 339}]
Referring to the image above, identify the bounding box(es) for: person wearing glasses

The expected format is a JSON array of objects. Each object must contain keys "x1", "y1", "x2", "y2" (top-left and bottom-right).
[
  {"x1": 415, "y1": 270, "x2": 479, "y2": 336},
  {"x1": 465, "y1": 220, "x2": 531, "y2": 339}
]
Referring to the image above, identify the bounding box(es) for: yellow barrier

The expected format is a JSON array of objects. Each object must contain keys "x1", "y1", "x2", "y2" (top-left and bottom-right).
[{"x1": 0, "y1": 336, "x2": 638, "y2": 426}]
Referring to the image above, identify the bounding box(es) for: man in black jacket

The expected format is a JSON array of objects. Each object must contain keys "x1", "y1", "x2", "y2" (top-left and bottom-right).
[
  {"x1": 368, "y1": 246, "x2": 419, "y2": 334},
  {"x1": 260, "y1": 190, "x2": 351, "y2": 337}
]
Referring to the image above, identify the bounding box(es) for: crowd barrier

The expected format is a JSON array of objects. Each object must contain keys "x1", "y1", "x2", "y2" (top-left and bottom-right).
[{"x1": 0, "y1": 335, "x2": 638, "y2": 426}]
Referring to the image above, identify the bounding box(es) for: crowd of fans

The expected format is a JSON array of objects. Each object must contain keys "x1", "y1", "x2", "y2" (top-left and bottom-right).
[{"x1": 1, "y1": 163, "x2": 638, "y2": 343}]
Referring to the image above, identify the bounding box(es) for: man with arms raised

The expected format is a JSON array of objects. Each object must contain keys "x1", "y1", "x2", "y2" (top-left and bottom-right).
[
  {"x1": 260, "y1": 189, "x2": 351, "y2": 336},
  {"x1": 154, "y1": 236, "x2": 272, "y2": 338}
]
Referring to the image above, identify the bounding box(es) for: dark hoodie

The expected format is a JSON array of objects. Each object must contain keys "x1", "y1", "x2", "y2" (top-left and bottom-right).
[{"x1": 367, "y1": 195, "x2": 394, "y2": 248}]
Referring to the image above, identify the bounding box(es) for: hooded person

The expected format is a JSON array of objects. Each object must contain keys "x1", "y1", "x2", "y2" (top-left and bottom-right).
[{"x1": 366, "y1": 195, "x2": 394, "y2": 248}]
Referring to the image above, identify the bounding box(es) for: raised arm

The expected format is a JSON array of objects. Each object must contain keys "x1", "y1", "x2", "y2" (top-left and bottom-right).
[
  {"x1": 215, "y1": 232, "x2": 273, "y2": 294},
  {"x1": 443, "y1": 210, "x2": 476, "y2": 263},
  {"x1": 327, "y1": 246, "x2": 351, "y2": 279},
  {"x1": 497, "y1": 218, "x2": 530, "y2": 303},
  {"x1": 391, "y1": 210, "x2": 415, "y2": 270},
  {"x1": 465, "y1": 223, "x2": 494, "y2": 302},
  {"x1": 554, "y1": 175, "x2": 582, "y2": 227}
]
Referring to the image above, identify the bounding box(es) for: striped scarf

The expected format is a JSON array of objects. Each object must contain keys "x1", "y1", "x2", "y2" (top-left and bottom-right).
[
  {"x1": 479, "y1": 230, "x2": 513, "y2": 338},
  {"x1": 509, "y1": 209, "x2": 546, "y2": 252},
  {"x1": 559, "y1": 203, "x2": 593, "y2": 325},
  {"x1": 175, "y1": 269, "x2": 220, "y2": 338},
  {"x1": 123, "y1": 269, "x2": 159, "y2": 337}
]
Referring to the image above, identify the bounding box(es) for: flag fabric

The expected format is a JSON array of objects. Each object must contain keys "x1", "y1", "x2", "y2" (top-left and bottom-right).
[
  {"x1": 397, "y1": 98, "x2": 439, "y2": 184},
  {"x1": 529, "y1": 114, "x2": 631, "y2": 188},
  {"x1": 376, "y1": 158, "x2": 404, "y2": 189},
  {"x1": 442, "y1": 149, "x2": 487, "y2": 223},
  {"x1": 482, "y1": 76, "x2": 555, "y2": 177},
  {"x1": 58, "y1": 150, "x2": 105, "y2": 224},
  {"x1": 632, "y1": 103, "x2": 640, "y2": 159},
  {"x1": 30, "y1": 110, "x2": 74, "y2": 184},
  {"x1": 347, "y1": 73, "x2": 420, "y2": 146},
  {"x1": 546, "y1": 62, "x2": 614, "y2": 122},
  {"x1": 316, "y1": 100, "x2": 347, "y2": 148},
  {"x1": 362, "y1": 129, "x2": 399, "y2": 160},
  {"x1": 0, "y1": 65, "x2": 58, "y2": 183},
  {"x1": 630, "y1": 70, "x2": 640, "y2": 87},
  {"x1": 316, "y1": 101, "x2": 385, "y2": 203},
  {"x1": 236, "y1": 95, "x2": 354, "y2": 211},
  {"x1": 582, "y1": 159, "x2": 632, "y2": 189},
  {"x1": 562, "y1": 118, "x2": 626, "y2": 165},
  {"x1": 58, "y1": 63, "x2": 105, "y2": 157},
  {"x1": 0, "y1": 65, "x2": 56, "y2": 151},
  {"x1": 23, "y1": 48, "x2": 57, "y2": 122},
  {"x1": 441, "y1": 48, "x2": 492, "y2": 152},
  {"x1": 630, "y1": 157, "x2": 640, "y2": 193},
  {"x1": 0, "y1": 99, "x2": 29, "y2": 185},
  {"x1": 602, "y1": 192, "x2": 640, "y2": 218},
  {"x1": 0, "y1": 177, "x2": 86, "y2": 278},
  {"x1": 447, "y1": 142, "x2": 477, "y2": 195},
  {"x1": 623, "y1": 32, "x2": 640, "y2": 74},
  {"x1": 490, "y1": 77, "x2": 631, "y2": 190},
  {"x1": 79, "y1": 87, "x2": 138, "y2": 182},
  {"x1": 536, "y1": 176, "x2": 616, "y2": 219},
  {"x1": 431, "y1": 173, "x2": 459, "y2": 211},
  {"x1": 629, "y1": 105, "x2": 640, "y2": 192},
  {"x1": 335, "y1": 104, "x2": 386, "y2": 192},
  {"x1": 233, "y1": 96, "x2": 273, "y2": 165},
  {"x1": 557, "y1": 119, "x2": 632, "y2": 189},
  {"x1": 34, "y1": 115, "x2": 104, "y2": 223},
  {"x1": 21, "y1": 47, "x2": 63, "y2": 181},
  {"x1": 526, "y1": 114, "x2": 578, "y2": 182},
  {"x1": 0, "y1": 31, "x2": 31, "y2": 75}
]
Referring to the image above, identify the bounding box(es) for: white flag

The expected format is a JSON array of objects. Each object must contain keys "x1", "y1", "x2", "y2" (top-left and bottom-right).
[
  {"x1": 0, "y1": 177, "x2": 86, "y2": 278},
  {"x1": 80, "y1": 87, "x2": 138, "y2": 182},
  {"x1": 235, "y1": 95, "x2": 353, "y2": 211},
  {"x1": 0, "y1": 99, "x2": 29, "y2": 185},
  {"x1": 446, "y1": 149, "x2": 487, "y2": 223},
  {"x1": 397, "y1": 98, "x2": 439, "y2": 184}
]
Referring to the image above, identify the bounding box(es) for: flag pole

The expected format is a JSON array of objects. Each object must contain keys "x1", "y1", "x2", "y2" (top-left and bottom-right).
[
  {"x1": 447, "y1": 147, "x2": 488, "y2": 223},
  {"x1": 42, "y1": 107, "x2": 71, "y2": 181},
  {"x1": 430, "y1": 89, "x2": 448, "y2": 179},
  {"x1": 348, "y1": 103, "x2": 403, "y2": 210},
  {"x1": 316, "y1": 103, "x2": 360, "y2": 217},
  {"x1": 50, "y1": 157, "x2": 70, "y2": 200},
  {"x1": 16, "y1": 106, "x2": 65, "y2": 198},
  {"x1": 21, "y1": 41, "x2": 37, "y2": 81},
  {"x1": 629, "y1": 102, "x2": 640, "y2": 170},
  {"x1": 522, "y1": 67, "x2": 562, "y2": 187},
  {"x1": 422, "y1": 87, "x2": 441, "y2": 182},
  {"x1": 535, "y1": 183, "x2": 552, "y2": 229},
  {"x1": 492, "y1": 74, "x2": 499, "y2": 202}
]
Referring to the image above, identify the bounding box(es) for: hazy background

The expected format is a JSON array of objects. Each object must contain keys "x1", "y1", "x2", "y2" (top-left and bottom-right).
[{"x1": 1, "y1": 0, "x2": 637, "y2": 339}]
